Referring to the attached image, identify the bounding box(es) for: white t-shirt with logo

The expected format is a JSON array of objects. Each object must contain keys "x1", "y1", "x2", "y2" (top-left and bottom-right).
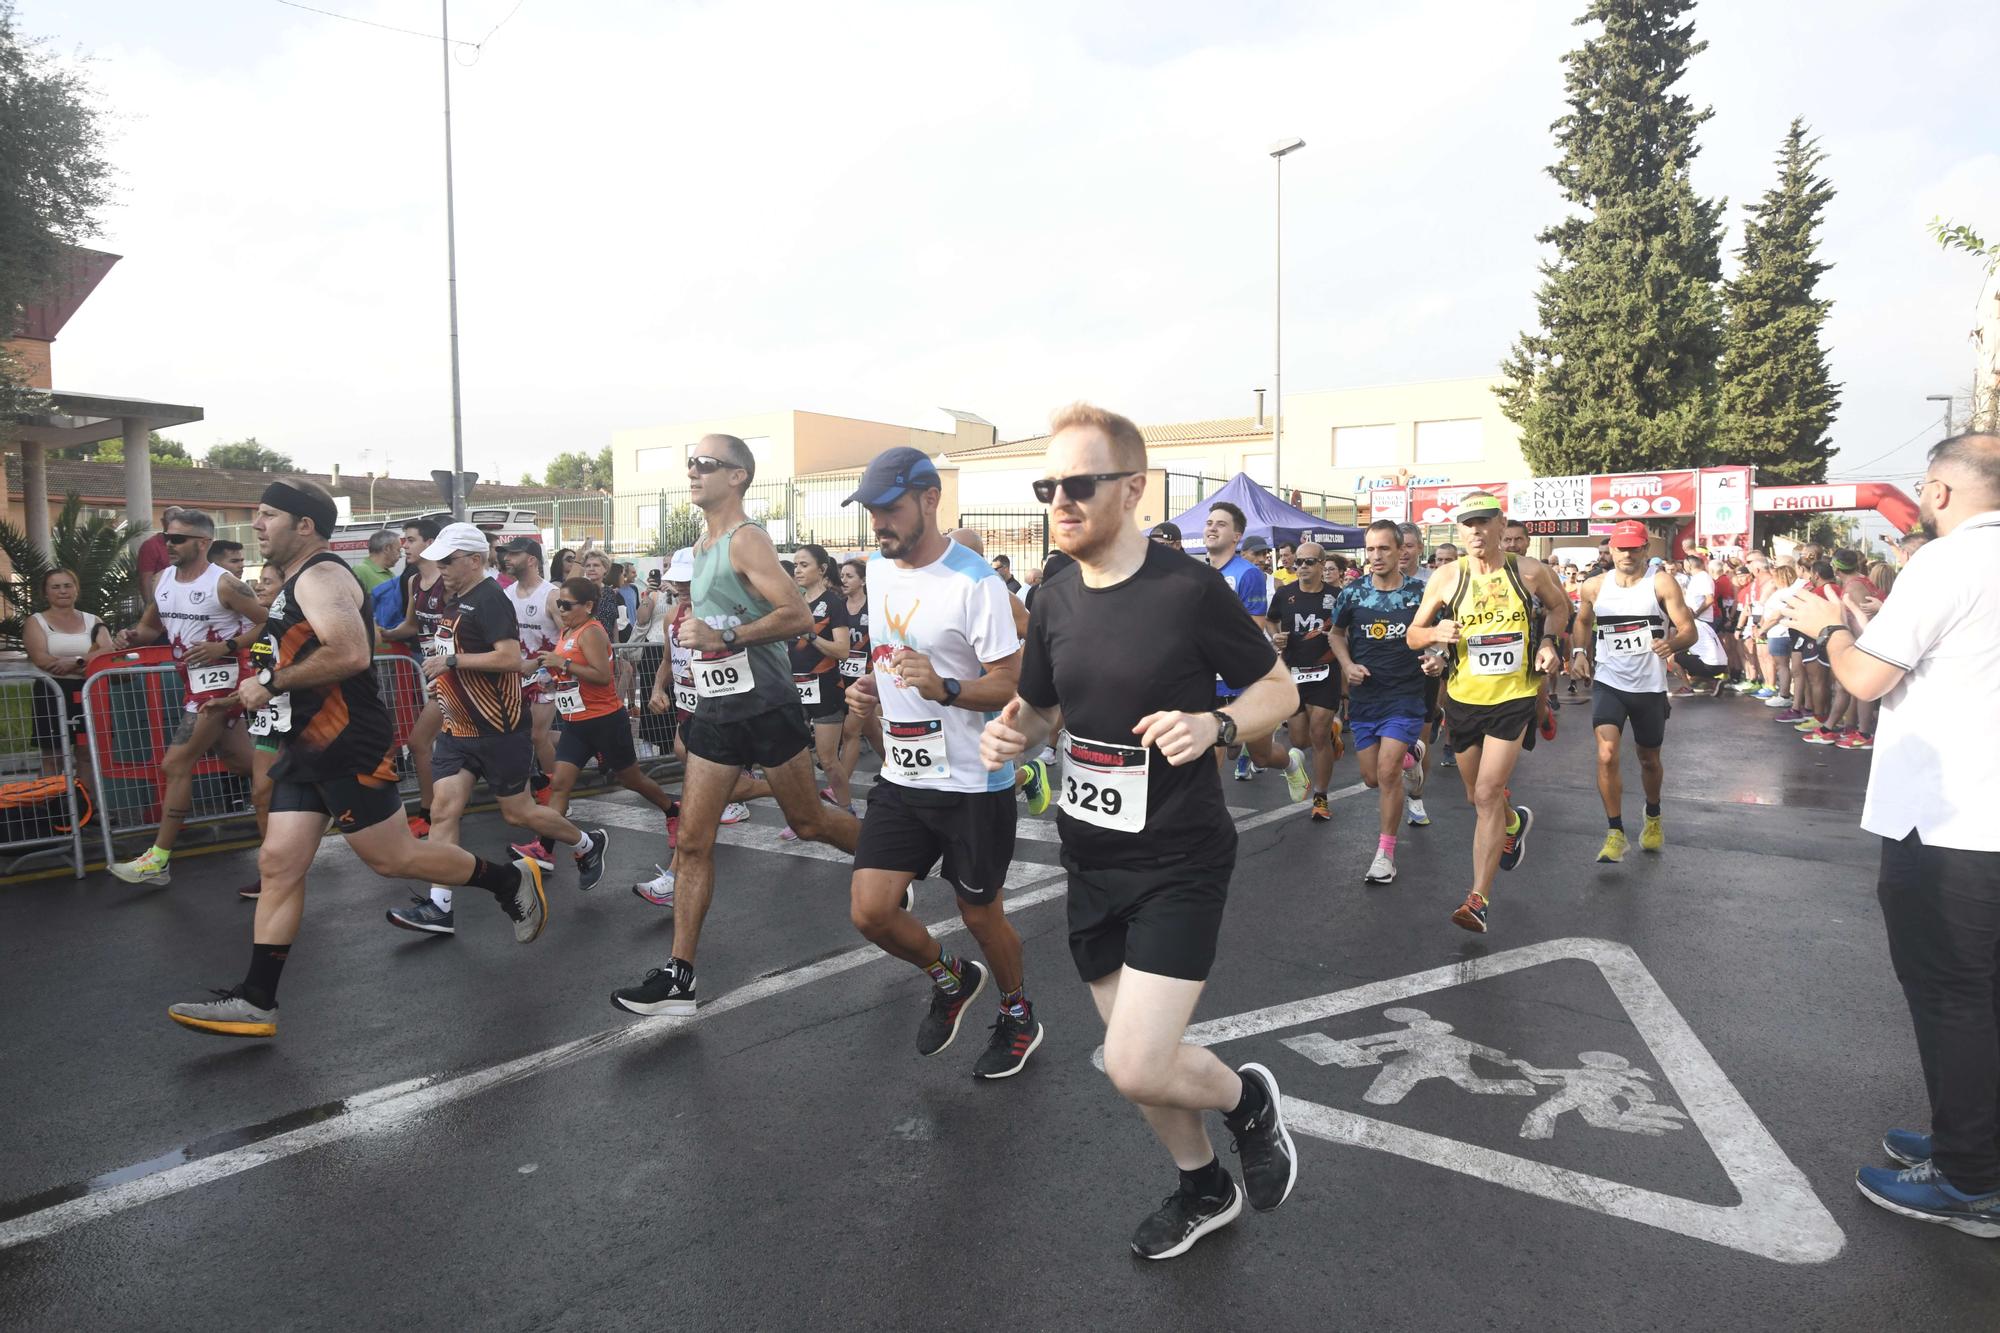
[{"x1": 866, "y1": 539, "x2": 1021, "y2": 794}]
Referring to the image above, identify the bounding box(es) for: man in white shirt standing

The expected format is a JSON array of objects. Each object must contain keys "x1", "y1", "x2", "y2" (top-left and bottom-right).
[{"x1": 1781, "y1": 432, "x2": 2000, "y2": 1238}]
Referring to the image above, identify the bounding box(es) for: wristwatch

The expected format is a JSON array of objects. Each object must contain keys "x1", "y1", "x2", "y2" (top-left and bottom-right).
[
  {"x1": 1815, "y1": 623, "x2": 1854, "y2": 652},
  {"x1": 940, "y1": 677, "x2": 962, "y2": 706},
  {"x1": 446, "y1": 654, "x2": 459, "y2": 671},
  {"x1": 256, "y1": 667, "x2": 276, "y2": 688},
  {"x1": 721, "y1": 626, "x2": 739, "y2": 648},
  {"x1": 1211, "y1": 710, "x2": 1239, "y2": 747}
]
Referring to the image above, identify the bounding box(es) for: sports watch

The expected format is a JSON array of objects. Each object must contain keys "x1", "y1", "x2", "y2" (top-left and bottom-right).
[
  {"x1": 721, "y1": 626, "x2": 740, "y2": 648},
  {"x1": 940, "y1": 677, "x2": 962, "y2": 706},
  {"x1": 1211, "y1": 711, "x2": 1239, "y2": 747}
]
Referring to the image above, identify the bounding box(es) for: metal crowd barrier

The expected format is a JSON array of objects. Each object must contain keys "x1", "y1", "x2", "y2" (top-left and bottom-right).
[{"x1": 0, "y1": 665, "x2": 89, "y2": 878}]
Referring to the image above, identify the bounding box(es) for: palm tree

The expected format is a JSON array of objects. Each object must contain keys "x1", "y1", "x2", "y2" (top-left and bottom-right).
[{"x1": 0, "y1": 491, "x2": 146, "y2": 645}]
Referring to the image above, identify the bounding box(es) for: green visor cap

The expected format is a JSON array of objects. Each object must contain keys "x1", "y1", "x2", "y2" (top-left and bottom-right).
[{"x1": 1450, "y1": 494, "x2": 1504, "y2": 523}]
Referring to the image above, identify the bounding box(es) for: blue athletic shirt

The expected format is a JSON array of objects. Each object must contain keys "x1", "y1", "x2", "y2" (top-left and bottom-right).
[
  {"x1": 1213, "y1": 553, "x2": 1269, "y2": 701},
  {"x1": 1332, "y1": 576, "x2": 1427, "y2": 717}
]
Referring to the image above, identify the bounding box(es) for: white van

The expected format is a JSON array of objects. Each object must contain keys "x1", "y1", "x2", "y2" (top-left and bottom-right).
[{"x1": 329, "y1": 507, "x2": 544, "y2": 572}]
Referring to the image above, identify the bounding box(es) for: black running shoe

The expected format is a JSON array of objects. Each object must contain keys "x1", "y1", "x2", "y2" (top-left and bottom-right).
[
  {"x1": 972, "y1": 1008, "x2": 1045, "y2": 1079},
  {"x1": 1131, "y1": 1173, "x2": 1242, "y2": 1260},
  {"x1": 1225, "y1": 1061, "x2": 1298, "y2": 1211},
  {"x1": 612, "y1": 959, "x2": 696, "y2": 1016},
  {"x1": 575, "y1": 828, "x2": 610, "y2": 891},
  {"x1": 916, "y1": 957, "x2": 988, "y2": 1056},
  {"x1": 1499, "y1": 804, "x2": 1534, "y2": 873}
]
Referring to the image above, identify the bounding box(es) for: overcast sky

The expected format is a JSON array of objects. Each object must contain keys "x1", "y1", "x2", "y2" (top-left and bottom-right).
[{"x1": 29, "y1": 0, "x2": 1999, "y2": 487}]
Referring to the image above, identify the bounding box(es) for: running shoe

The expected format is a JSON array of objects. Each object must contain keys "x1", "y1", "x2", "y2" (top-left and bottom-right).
[
  {"x1": 531, "y1": 777, "x2": 552, "y2": 806},
  {"x1": 1451, "y1": 890, "x2": 1489, "y2": 934},
  {"x1": 168, "y1": 984, "x2": 277, "y2": 1039},
  {"x1": 1774, "y1": 707, "x2": 1806, "y2": 722},
  {"x1": 407, "y1": 812, "x2": 431, "y2": 838},
  {"x1": 1596, "y1": 829, "x2": 1629, "y2": 864},
  {"x1": 719, "y1": 802, "x2": 750, "y2": 825},
  {"x1": 386, "y1": 894, "x2": 456, "y2": 935},
  {"x1": 501, "y1": 857, "x2": 547, "y2": 944},
  {"x1": 1804, "y1": 727, "x2": 1838, "y2": 745},
  {"x1": 1566, "y1": 680, "x2": 1577, "y2": 696},
  {"x1": 1794, "y1": 716, "x2": 1824, "y2": 732},
  {"x1": 1282, "y1": 748, "x2": 1310, "y2": 804},
  {"x1": 1640, "y1": 814, "x2": 1664, "y2": 853},
  {"x1": 1233, "y1": 754, "x2": 1256, "y2": 782},
  {"x1": 1761, "y1": 694, "x2": 1788, "y2": 707},
  {"x1": 902, "y1": 881, "x2": 916, "y2": 913},
  {"x1": 1226, "y1": 1062, "x2": 1298, "y2": 1211},
  {"x1": 1669, "y1": 685, "x2": 1694, "y2": 698},
  {"x1": 916, "y1": 957, "x2": 989, "y2": 1057},
  {"x1": 1310, "y1": 794, "x2": 1331, "y2": 823},
  {"x1": 1020, "y1": 758, "x2": 1052, "y2": 816},
  {"x1": 1330, "y1": 718, "x2": 1345, "y2": 762},
  {"x1": 110, "y1": 848, "x2": 171, "y2": 886},
  {"x1": 972, "y1": 1008, "x2": 1045, "y2": 1079},
  {"x1": 612, "y1": 958, "x2": 696, "y2": 1016},
  {"x1": 1846, "y1": 732, "x2": 1874, "y2": 750},
  {"x1": 1440, "y1": 748, "x2": 1457, "y2": 769},
  {"x1": 1405, "y1": 797, "x2": 1430, "y2": 827},
  {"x1": 1547, "y1": 692, "x2": 1561, "y2": 712},
  {"x1": 1856, "y1": 1161, "x2": 2000, "y2": 1239},
  {"x1": 1403, "y1": 739, "x2": 1426, "y2": 774},
  {"x1": 1539, "y1": 709, "x2": 1557, "y2": 742},
  {"x1": 1499, "y1": 805, "x2": 1534, "y2": 872},
  {"x1": 575, "y1": 828, "x2": 609, "y2": 890},
  {"x1": 1131, "y1": 1173, "x2": 1242, "y2": 1260},
  {"x1": 633, "y1": 864, "x2": 675, "y2": 907},
  {"x1": 237, "y1": 881, "x2": 261, "y2": 900},
  {"x1": 1883, "y1": 1129, "x2": 1933, "y2": 1167},
  {"x1": 510, "y1": 839, "x2": 555, "y2": 870},
  {"x1": 1363, "y1": 850, "x2": 1396, "y2": 884},
  {"x1": 1752, "y1": 687, "x2": 1776, "y2": 700},
  {"x1": 1707, "y1": 677, "x2": 1728, "y2": 698}
]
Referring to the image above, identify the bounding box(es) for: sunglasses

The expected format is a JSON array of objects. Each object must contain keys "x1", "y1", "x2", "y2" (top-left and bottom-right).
[
  {"x1": 162, "y1": 532, "x2": 202, "y2": 545},
  {"x1": 1031, "y1": 471, "x2": 1136, "y2": 504},
  {"x1": 556, "y1": 599, "x2": 581, "y2": 611},
  {"x1": 687, "y1": 454, "x2": 743, "y2": 475}
]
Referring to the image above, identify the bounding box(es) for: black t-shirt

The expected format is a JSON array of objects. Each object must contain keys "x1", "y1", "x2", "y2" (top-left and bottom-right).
[
  {"x1": 1019, "y1": 541, "x2": 1277, "y2": 867},
  {"x1": 434, "y1": 577, "x2": 526, "y2": 737},
  {"x1": 789, "y1": 588, "x2": 850, "y2": 682},
  {"x1": 1265, "y1": 582, "x2": 1339, "y2": 670}
]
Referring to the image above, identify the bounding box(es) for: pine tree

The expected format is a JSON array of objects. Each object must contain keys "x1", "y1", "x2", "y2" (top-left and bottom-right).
[
  {"x1": 1498, "y1": 0, "x2": 1727, "y2": 476},
  {"x1": 1716, "y1": 120, "x2": 1840, "y2": 483}
]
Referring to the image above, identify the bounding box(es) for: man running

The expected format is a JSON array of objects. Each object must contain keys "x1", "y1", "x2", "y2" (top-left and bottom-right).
[
  {"x1": 1569, "y1": 521, "x2": 1697, "y2": 863},
  {"x1": 612, "y1": 434, "x2": 861, "y2": 1016},
  {"x1": 500, "y1": 537, "x2": 563, "y2": 830},
  {"x1": 381, "y1": 517, "x2": 447, "y2": 835},
  {"x1": 1504, "y1": 518, "x2": 1562, "y2": 740},
  {"x1": 1399, "y1": 520, "x2": 1441, "y2": 821},
  {"x1": 981, "y1": 402, "x2": 1298, "y2": 1260},
  {"x1": 387, "y1": 523, "x2": 606, "y2": 935},
  {"x1": 1330, "y1": 521, "x2": 1433, "y2": 883},
  {"x1": 168, "y1": 482, "x2": 546, "y2": 1038},
  {"x1": 1202, "y1": 501, "x2": 1308, "y2": 797},
  {"x1": 840, "y1": 449, "x2": 1043, "y2": 1079},
  {"x1": 1265, "y1": 542, "x2": 1343, "y2": 821},
  {"x1": 110, "y1": 508, "x2": 266, "y2": 887},
  {"x1": 1408, "y1": 493, "x2": 1569, "y2": 933}
]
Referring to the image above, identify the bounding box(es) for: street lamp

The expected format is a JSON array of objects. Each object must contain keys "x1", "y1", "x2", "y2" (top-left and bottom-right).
[
  {"x1": 1269, "y1": 137, "x2": 1306, "y2": 494},
  {"x1": 1925, "y1": 393, "x2": 1953, "y2": 439}
]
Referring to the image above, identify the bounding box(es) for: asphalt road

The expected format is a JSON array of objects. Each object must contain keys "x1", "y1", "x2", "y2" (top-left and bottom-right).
[{"x1": 2, "y1": 688, "x2": 1996, "y2": 1330}]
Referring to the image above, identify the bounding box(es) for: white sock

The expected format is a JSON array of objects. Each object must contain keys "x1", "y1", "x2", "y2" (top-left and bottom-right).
[
  {"x1": 431, "y1": 886, "x2": 453, "y2": 911},
  {"x1": 573, "y1": 829, "x2": 594, "y2": 856}
]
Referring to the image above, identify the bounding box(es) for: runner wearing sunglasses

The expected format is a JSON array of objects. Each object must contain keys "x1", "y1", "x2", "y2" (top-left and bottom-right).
[
  {"x1": 1199, "y1": 501, "x2": 1309, "y2": 800},
  {"x1": 1264, "y1": 542, "x2": 1345, "y2": 821},
  {"x1": 612, "y1": 436, "x2": 861, "y2": 1016}
]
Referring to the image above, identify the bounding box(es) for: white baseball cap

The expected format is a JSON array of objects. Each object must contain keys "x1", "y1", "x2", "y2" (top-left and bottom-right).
[
  {"x1": 666, "y1": 547, "x2": 695, "y2": 583},
  {"x1": 420, "y1": 521, "x2": 491, "y2": 561}
]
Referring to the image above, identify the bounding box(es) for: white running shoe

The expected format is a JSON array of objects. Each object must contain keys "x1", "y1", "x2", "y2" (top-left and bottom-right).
[
  {"x1": 1405, "y1": 797, "x2": 1430, "y2": 827},
  {"x1": 633, "y1": 864, "x2": 676, "y2": 907},
  {"x1": 1283, "y1": 748, "x2": 1310, "y2": 804},
  {"x1": 719, "y1": 802, "x2": 750, "y2": 825},
  {"x1": 1403, "y1": 746, "x2": 1427, "y2": 799},
  {"x1": 1364, "y1": 850, "x2": 1397, "y2": 884}
]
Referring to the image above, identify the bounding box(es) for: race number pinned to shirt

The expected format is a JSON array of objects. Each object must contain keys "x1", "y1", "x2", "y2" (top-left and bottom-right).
[
  {"x1": 549, "y1": 681, "x2": 586, "y2": 716},
  {"x1": 693, "y1": 649, "x2": 754, "y2": 698},
  {"x1": 247, "y1": 694, "x2": 292, "y2": 736},
  {"x1": 1291, "y1": 663, "x2": 1331, "y2": 685},
  {"x1": 839, "y1": 656, "x2": 865, "y2": 680},
  {"x1": 881, "y1": 717, "x2": 948, "y2": 784},
  {"x1": 673, "y1": 679, "x2": 699, "y2": 715},
  {"x1": 1467, "y1": 631, "x2": 1525, "y2": 676},
  {"x1": 186, "y1": 658, "x2": 240, "y2": 696},
  {"x1": 1598, "y1": 620, "x2": 1654, "y2": 658},
  {"x1": 1058, "y1": 730, "x2": 1147, "y2": 834},
  {"x1": 795, "y1": 674, "x2": 821, "y2": 707}
]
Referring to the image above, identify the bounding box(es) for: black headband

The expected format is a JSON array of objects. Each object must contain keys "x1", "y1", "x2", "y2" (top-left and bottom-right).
[{"x1": 261, "y1": 482, "x2": 338, "y2": 539}]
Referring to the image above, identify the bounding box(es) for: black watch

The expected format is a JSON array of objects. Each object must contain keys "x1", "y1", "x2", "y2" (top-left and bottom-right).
[
  {"x1": 1211, "y1": 710, "x2": 1238, "y2": 747},
  {"x1": 446, "y1": 654, "x2": 459, "y2": 672},
  {"x1": 1815, "y1": 623, "x2": 1854, "y2": 651},
  {"x1": 940, "y1": 677, "x2": 962, "y2": 706}
]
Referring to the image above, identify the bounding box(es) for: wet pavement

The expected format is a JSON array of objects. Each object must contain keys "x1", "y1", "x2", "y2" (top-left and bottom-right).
[{"x1": 3, "y1": 688, "x2": 1996, "y2": 1329}]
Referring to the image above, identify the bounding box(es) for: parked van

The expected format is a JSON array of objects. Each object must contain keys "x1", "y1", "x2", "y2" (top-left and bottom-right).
[{"x1": 328, "y1": 507, "x2": 543, "y2": 572}]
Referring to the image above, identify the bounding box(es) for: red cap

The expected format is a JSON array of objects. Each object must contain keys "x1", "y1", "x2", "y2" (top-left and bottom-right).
[{"x1": 1609, "y1": 520, "x2": 1650, "y2": 549}]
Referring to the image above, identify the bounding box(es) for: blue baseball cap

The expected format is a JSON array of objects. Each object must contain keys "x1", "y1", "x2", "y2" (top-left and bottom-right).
[{"x1": 844, "y1": 446, "x2": 941, "y2": 507}]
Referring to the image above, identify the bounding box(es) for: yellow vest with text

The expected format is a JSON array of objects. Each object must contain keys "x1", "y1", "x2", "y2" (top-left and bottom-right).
[{"x1": 1445, "y1": 555, "x2": 1540, "y2": 707}]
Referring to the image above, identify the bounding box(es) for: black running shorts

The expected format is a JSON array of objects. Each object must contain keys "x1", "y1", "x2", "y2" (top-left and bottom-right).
[
  {"x1": 1442, "y1": 693, "x2": 1538, "y2": 749},
  {"x1": 433, "y1": 731, "x2": 534, "y2": 797},
  {"x1": 1063, "y1": 848, "x2": 1231, "y2": 984},
  {"x1": 555, "y1": 710, "x2": 637, "y2": 772},
  {"x1": 854, "y1": 778, "x2": 1017, "y2": 905},
  {"x1": 1591, "y1": 684, "x2": 1671, "y2": 750},
  {"x1": 270, "y1": 773, "x2": 404, "y2": 834},
  {"x1": 1424, "y1": 675, "x2": 1443, "y2": 725},
  {"x1": 1292, "y1": 674, "x2": 1343, "y2": 713},
  {"x1": 803, "y1": 693, "x2": 849, "y2": 725},
  {"x1": 683, "y1": 705, "x2": 810, "y2": 770}
]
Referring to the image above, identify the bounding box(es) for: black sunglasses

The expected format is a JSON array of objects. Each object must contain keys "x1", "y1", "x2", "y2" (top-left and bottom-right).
[
  {"x1": 1031, "y1": 472, "x2": 1136, "y2": 504},
  {"x1": 162, "y1": 532, "x2": 202, "y2": 544},
  {"x1": 688, "y1": 454, "x2": 744, "y2": 475},
  {"x1": 556, "y1": 599, "x2": 581, "y2": 611}
]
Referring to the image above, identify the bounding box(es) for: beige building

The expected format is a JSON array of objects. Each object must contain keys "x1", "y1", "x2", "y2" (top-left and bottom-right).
[{"x1": 613, "y1": 408, "x2": 996, "y2": 494}]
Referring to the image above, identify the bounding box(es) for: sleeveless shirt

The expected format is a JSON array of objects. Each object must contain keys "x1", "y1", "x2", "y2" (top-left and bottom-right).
[
  {"x1": 690, "y1": 523, "x2": 795, "y2": 722},
  {"x1": 264, "y1": 550, "x2": 399, "y2": 786},
  {"x1": 1444, "y1": 555, "x2": 1540, "y2": 707},
  {"x1": 1590, "y1": 571, "x2": 1669, "y2": 695}
]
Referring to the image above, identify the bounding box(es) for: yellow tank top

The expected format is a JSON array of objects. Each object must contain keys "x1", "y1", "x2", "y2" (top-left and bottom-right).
[{"x1": 1445, "y1": 556, "x2": 1539, "y2": 707}]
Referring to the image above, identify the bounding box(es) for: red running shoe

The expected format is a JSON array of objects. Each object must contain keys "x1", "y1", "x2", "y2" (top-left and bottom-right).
[
  {"x1": 407, "y1": 813, "x2": 431, "y2": 838},
  {"x1": 1539, "y1": 710, "x2": 1557, "y2": 742}
]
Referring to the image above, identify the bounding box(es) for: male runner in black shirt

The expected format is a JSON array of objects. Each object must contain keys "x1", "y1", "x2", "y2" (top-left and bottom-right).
[{"x1": 981, "y1": 402, "x2": 1300, "y2": 1260}]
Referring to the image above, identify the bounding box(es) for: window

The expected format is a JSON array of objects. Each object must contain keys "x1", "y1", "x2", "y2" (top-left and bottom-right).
[
  {"x1": 1414, "y1": 419, "x2": 1483, "y2": 465},
  {"x1": 1242, "y1": 453, "x2": 1275, "y2": 487},
  {"x1": 1333, "y1": 424, "x2": 1396, "y2": 468}
]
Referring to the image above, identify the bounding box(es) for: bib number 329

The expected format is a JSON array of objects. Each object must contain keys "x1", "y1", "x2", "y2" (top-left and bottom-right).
[
  {"x1": 881, "y1": 717, "x2": 948, "y2": 784},
  {"x1": 1058, "y1": 730, "x2": 1148, "y2": 833}
]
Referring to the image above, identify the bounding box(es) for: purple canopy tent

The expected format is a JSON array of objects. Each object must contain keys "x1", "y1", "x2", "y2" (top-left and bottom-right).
[{"x1": 1166, "y1": 473, "x2": 1363, "y2": 550}]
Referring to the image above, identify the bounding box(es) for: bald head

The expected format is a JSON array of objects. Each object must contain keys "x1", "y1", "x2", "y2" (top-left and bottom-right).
[{"x1": 946, "y1": 527, "x2": 985, "y2": 555}]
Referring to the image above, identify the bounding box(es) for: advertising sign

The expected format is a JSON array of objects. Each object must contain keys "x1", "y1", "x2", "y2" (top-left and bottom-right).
[
  {"x1": 1370, "y1": 488, "x2": 1410, "y2": 524},
  {"x1": 1409, "y1": 481, "x2": 1512, "y2": 526},
  {"x1": 1589, "y1": 470, "x2": 1697, "y2": 520},
  {"x1": 1512, "y1": 476, "x2": 1590, "y2": 523},
  {"x1": 1697, "y1": 466, "x2": 1753, "y2": 548},
  {"x1": 1752, "y1": 483, "x2": 1858, "y2": 514}
]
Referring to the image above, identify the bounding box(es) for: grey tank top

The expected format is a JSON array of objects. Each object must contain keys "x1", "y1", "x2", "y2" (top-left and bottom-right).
[{"x1": 691, "y1": 522, "x2": 796, "y2": 722}]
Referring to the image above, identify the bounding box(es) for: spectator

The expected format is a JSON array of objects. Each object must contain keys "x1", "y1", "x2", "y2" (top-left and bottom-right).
[
  {"x1": 210, "y1": 540, "x2": 247, "y2": 580},
  {"x1": 136, "y1": 505, "x2": 184, "y2": 603},
  {"x1": 1149, "y1": 521, "x2": 1183, "y2": 552},
  {"x1": 615, "y1": 563, "x2": 640, "y2": 641},
  {"x1": 355, "y1": 530, "x2": 400, "y2": 596},
  {"x1": 992, "y1": 553, "x2": 1022, "y2": 595},
  {"x1": 551, "y1": 547, "x2": 575, "y2": 583},
  {"x1": 23, "y1": 567, "x2": 112, "y2": 780},
  {"x1": 580, "y1": 550, "x2": 623, "y2": 641}
]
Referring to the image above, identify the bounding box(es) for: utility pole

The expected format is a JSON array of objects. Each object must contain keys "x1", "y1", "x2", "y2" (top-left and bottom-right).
[
  {"x1": 442, "y1": 0, "x2": 467, "y2": 518},
  {"x1": 1268, "y1": 138, "x2": 1306, "y2": 493}
]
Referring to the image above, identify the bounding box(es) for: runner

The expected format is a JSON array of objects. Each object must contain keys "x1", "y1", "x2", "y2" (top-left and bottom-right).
[
  {"x1": 535, "y1": 575, "x2": 679, "y2": 827},
  {"x1": 237, "y1": 562, "x2": 288, "y2": 900},
  {"x1": 835, "y1": 556, "x2": 884, "y2": 777},
  {"x1": 1504, "y1": 518, "x2": 1562, "y2": 740},
  {"x1": 380, "y1": 517, "x2": 447, "y2": 835},
  {"x1": 1408, "y1": 493, "x2": 1570, "y2": 933},
  {"x1": 839, "y1": 448, "x2": 1043, "y2": 1079},
  {"x1": 499, "y1": 537, "x2": 562, "y2": 856},
  {"x1": 109, "y1": 508, "x2": 266, "y2": 887},
  {"x1": 385, "y1": 523, "x2": 606, "y2": 936},
  {"x1": 1201, "y1": 501, "x2": 1308, "y2": 797},
  {"x1": 1569, "y1": 521, "x2": 1697, "y2": 863},
  {"x1": 980, "y1": 402, "x2": 1298, "y2": 1259},
  {"x1": 612, "y1": 434, "x2": 861, "y2": 1015},
  {"x1": 1399, "y1": 520, "x2": 1441, "y2": 820},
  {"x1": 947, "y1": 527, "x2": 1052, "y2": 812},
  {"x1": 1329, "y1": 521, "x2": 1435, "y2": 882},
  {"x1": 785, "y1": 543, "x2": 855, "y2": 829},
  {"x1": 1265, "y1": 542, "x2": 1343, "y2": 821},
  {"x1": 168, "y1": 482, "x2": 547, "y2": 1038}
]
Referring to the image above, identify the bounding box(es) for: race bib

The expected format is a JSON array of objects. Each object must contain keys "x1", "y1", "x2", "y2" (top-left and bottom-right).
[
  {"x1": 795, "y1": 674, "x2": 821, "y2": 706},
  {"x1": 881, "y1": 717, "x2": 949, "y2": 784},
  {"x1": 248, "y1": 694, "x2": 292, "y2": 736},
  {"x1": 187, "y1": 659, "x2": 239, "y2": 695},
  {"x1": 550, "y1": 683, "x2": 586, "y2": 716},
  {"x1": 839, "y1": 656, "x2": 865, "y2": 680},
  {"x1": 1467, "y1": 632, "x2": 1524, "y2": 676},
  {"x1": 693, "y1": 649, "x2": 753, "y2": 698},
  {"x1": 422, "y1": 637, "x2": 448, "y2": 660},
  {"x1": 673, "y1": 679, "x2": 699, "y2": 715},
  {"x1": 1058, "y1": 730, "x2": 1147, "y2": 833},
  {"x1": 1598, "y1": 620, "x2": 1653, "y2": 658},
  {"x1": 1290, "y1": 663, "x2": 1331, "y2": 685}
]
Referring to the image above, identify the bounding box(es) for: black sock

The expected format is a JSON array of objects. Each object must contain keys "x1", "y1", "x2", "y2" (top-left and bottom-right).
[
  {"x1": 1180, "y1": 1157, "x2": 1228, "y2": 1199},
  {"x1": 464, "y1": 855, "x2": 522, "y2": 899},
  {"x1": 1227, "y1": 1070, "x2": 1267, "y2": 1125},
  {"x1": 1607, "y1": 815, "x2": 1624, "y2": 831},
  {"x1": 1645, "y1": 802, "x2": 1661, "y2": 818},
  {"x1": 243, "y1": 942, "x2": 288, "y2": 1009},
  {"x1": 417, "y1": 806, "x2": 431, "y2": 822}
]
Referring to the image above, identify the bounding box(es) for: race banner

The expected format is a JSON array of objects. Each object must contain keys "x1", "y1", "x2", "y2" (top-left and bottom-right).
[
  {"x1": 1697, "y1": 466, "x2": 1753, "y2": 548},
  {"x1": 1753, "y1": 483, "x2": 1857, "y2": 514},
  {"x1": 1369, "y1": 488, "x2": 1409, "y2": 524},
  {"x1": 1511, "y1": 475, "x2": 1589, "y2": 522},
  {"x1": 1408, "y1": 481, "x2": 1512, "y2": 526},
  {"x1": 1589, "y1": 470, "x2": 1697, "y2": 520}
]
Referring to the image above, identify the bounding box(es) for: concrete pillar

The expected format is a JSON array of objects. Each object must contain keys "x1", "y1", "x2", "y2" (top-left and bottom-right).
[
  {"x1": 122, "y1": 417, "x2": 152, "y2": 535},
  {"x1": 21, "y1": 440, "x2": 52, "y2": 558}
]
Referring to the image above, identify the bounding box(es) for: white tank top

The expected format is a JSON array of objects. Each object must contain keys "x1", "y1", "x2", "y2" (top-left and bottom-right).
[
  {"x1": 33, "y1": 611, "x2": 100, "y2": 662},
  {"x1": 155, "y1": 563, "x2": 251, "y2": 657},
  {"x1": 1590, "y1": 572, "x2": 1668, "y2": 694},
  {"x1": 505, "y1": 577, "x2": 558, "y2": 656}
]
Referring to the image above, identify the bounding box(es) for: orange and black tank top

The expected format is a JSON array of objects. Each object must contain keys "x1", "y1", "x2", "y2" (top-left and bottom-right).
[
  {"x1": 549, "y1": 620, "x2": 622, "y2": 720},
  {"x1": 265, "y1": 550, "x2": 398, "y2": 786}
]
